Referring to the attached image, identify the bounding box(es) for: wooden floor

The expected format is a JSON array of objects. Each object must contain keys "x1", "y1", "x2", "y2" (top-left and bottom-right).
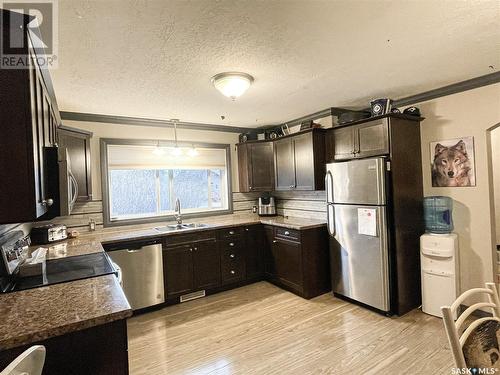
[{"x1": 127, "y1": 282, "x2": 453, "y2": 375}]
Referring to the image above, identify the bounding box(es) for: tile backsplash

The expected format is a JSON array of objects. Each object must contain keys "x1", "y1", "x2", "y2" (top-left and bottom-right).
[{"x1": 0, "y1": 191, "x2": 326, "y2": 237}]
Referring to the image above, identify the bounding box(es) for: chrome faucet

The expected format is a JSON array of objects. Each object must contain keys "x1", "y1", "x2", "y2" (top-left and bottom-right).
[{"x1": 174, "y1": 198, "x2": 182, "y2": 225}]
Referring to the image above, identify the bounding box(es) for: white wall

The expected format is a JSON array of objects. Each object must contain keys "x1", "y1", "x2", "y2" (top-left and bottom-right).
[
  {"x1": 63, "y1": 120, "x2": 241, "y2": 200},
  {"x1": 491, "y1": 127, "x2": 500, "y2": 245},
  {"x1": 412, "y1": 83, "x2": 500, "y2": 291}
]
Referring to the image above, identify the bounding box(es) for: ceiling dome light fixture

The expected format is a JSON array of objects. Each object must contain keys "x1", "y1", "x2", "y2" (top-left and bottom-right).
[{"x1": 211, "y1": 72, "x2": 254, "y2": 100}]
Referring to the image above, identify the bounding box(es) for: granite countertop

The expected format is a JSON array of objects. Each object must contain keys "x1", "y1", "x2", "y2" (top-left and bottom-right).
[
  {"x1": 0, "y1": 275, "x2": 132, "y2": 350},
  {"x1": 4, "y1": 214, "x2": 325, "y2": 351},
  {"x1": 34, "y1": 213, "x2": 326, "y2": 260}
]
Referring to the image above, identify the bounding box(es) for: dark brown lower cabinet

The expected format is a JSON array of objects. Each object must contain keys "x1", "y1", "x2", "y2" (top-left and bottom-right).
[
  {"x1": 193, "y1": 240, "x2": 220, "y2": 289},
  {"x1": 163, "y1": 238, "x2": 220, "y2": 298},
  {"x1": 265, "y1": 226, "x2": 330, "y2": 299},
  {"x1": 0, "y1": 320, "x2": 128, "y2": 375},
  {"x1": 244, "y1": 225, "x2": 264, "y2": 280},
  {"x1": 163, "y1": 225, "x2": 329, "y2": 302},
  {"x1": 272, "y1": 238, "x2": 303, "y2": 294},
  {"x1": 163, "y1": 243, "x2": 194, "y2": 297}
]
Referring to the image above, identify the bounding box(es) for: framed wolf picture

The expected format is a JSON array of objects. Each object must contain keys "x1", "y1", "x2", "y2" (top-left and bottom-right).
[{"x1": 430, "y1": 136, "x2": 476, "y2": 187}]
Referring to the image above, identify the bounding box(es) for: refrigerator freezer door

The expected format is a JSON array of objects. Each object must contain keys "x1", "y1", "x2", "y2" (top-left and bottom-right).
[
  {"x1": 326, "y1": 158, "x2": 386, "y2": 205},
  {"x1": 330, "y1": 204, "x2": 390, "y2": 312}
]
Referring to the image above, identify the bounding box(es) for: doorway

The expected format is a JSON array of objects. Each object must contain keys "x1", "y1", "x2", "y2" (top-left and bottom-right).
[{"x1": 488, "y1": 124, "x2": 500, "y2": 284}]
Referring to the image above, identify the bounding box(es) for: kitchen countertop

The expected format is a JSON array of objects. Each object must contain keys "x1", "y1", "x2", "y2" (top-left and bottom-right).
[
  {"x1": 2, "y1": 214, "x2": 324, "y2": 351},
  {"x1": 0, "y1": 274, "x2": 131, "y2": 350},
  {"x1": 37, "y1": 213, "x2": 326, "y2": 260}
]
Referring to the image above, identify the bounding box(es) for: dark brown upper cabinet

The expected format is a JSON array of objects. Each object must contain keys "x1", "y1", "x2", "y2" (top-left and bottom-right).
[
  {"x1": 0, "y1": 10, "x2": 61, "y2": 224},
  {"x1": 274, "y1": 129, "x2": 326, "y2": 191},
  {"x1": 237, "y1": 141, "x2": 274, "y2": 192},
  {"x1": 327, "y1": 117, "x2": 390, "y2": 161},
  {"x1": 58, "y1": 127, "x2": 93, "y2": 201}
]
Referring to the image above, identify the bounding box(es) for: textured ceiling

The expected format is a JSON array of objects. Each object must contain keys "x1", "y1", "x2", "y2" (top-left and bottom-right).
[{"x1": 52, "y1": 0, "x2": 500, "y2": 128}]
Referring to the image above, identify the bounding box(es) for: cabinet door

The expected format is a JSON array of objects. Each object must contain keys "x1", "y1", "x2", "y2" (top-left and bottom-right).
[
  {"x1": 58, "y1": 129, "x2": 92, "y2": 201},
  {"x1": 293, "y1": 133, "x2": 315, "y2": 190},
  {"x1": 244, "y1": 225, "x2": 263, "y2": 280},
  {"x1": 249, "y1": 142, "x2": 274, "y2": 191},
  {"x1": 263, "y1": 226, "x2": 275, "y2": 278},
  {"x1": 163, "y1": 244, "x2": 194, "y2": 297},
  {"x1": 272, "y1": 238, "x2": 303, "y2": 293},
  {"x1": 325, "y1": 129, "x2": 335, "y2": 163},
  {"x1": 356, "y1": 119, "x2": 390, "y2": 158},
  {"x1": 274, "y1": 138, "x2": 295, "y2": 190},
  {"x1": 193, "y1": 240, "x2": 221, "y2": 290},
  {"x1": 333, "y1": 126, "x2": 355, "y2": 160}
]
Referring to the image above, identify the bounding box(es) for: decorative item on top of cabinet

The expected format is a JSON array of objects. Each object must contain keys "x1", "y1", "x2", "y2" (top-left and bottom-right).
[
  {"x1": 274, "y1": 129, "x2": 326, "y2": 191},
  {"x1": 0, "y1": 10, "x2": 62, "y2": 224},
  {"x1": 237, "y1": 141, "x2": 274, "y2": 192},
  {"x1": 325, "y1": 114, "x2": 423, "y2": 162},
  {"x1": 58, "y1": 126, "x2": 93, "y2": 201}
]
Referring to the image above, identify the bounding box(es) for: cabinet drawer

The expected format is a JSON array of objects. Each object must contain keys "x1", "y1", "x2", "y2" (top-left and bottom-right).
[
  {"x1": 218, "y1": 238, "x2": 243, "y2": 251},
  {"x1": 221, "y1": 247, "x2": 244, "y2": 263},
  {"x1": 164, "y1": 231, "x2": 216, "y2": 247},
  {"x1": 217, "y1": 227, "x2": 244, "y2": 239},
  {"x1": 275, "y1": 227, "x2": 300, "y2": 242},
  {"x1": 221, "y1": 257, "x2": 245, "y2": 284}
]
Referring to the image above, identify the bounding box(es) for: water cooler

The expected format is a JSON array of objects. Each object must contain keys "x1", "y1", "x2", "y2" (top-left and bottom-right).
[{"x1": 420, "y1": 196, "x2": 459, "y2": 318}]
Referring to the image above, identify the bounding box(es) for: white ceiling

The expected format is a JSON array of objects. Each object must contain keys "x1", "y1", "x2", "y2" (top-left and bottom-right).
[{"x1": 52, "y1": 0, "x2": 500, "y2": 128}]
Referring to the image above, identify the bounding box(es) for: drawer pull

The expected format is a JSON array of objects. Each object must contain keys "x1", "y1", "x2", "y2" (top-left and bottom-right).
[
  {"x1": 230, "y1": 254, "x2": 235, "y2": 258},
  {"x1": 245, "y1": 228, "x2": 249, "y2": 232},
  {"x1": 229, "y1": 230, "x2": 235, "y2": 235},
  {"x1": 230, "y1": 270, "x2": 235, "y2": 275},
  {"x1": 229, "y1": 242, "x2": 234, "y2": 247},
  {"x1": 273, "y1": 240, "x2": 277, "y2": 243},
  {"x1": 284, "y1": 231, "x2": 290, "y2": 236}
]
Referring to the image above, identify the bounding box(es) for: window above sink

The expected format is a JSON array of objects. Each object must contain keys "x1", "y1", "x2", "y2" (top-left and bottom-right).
[{"x1": 101, "y1": 139, "x2": 233, "y2": 227}]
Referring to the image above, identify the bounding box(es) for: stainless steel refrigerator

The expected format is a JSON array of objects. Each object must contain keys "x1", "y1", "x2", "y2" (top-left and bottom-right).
[{"x1": 326, "y1": 157, "x2": 391, "y2": 313}]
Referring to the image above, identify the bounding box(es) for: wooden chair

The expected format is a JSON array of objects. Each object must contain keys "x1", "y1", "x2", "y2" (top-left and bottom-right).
[
  {"x1": 0, "y1": 345, "x2": 45, "y2": 375},
  {"x1": 441, "y1": 282, "x2": 500, "y2": 370}
]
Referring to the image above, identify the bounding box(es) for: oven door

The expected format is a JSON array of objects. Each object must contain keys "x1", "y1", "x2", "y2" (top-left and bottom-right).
[{"x1": 58, "y1": 148, "x2": 78, "y2": 216}]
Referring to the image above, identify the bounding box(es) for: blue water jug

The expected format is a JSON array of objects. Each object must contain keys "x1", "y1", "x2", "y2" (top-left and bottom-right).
[{"x1": 423, "y1": 196, "x2": 453, "y2": 233}]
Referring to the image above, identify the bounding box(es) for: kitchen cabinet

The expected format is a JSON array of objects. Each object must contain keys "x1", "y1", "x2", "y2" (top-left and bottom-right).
[
  {"x1": 163, "y1": 232, "x2": 220, "y2": 298},
  {"x1": 218, "y1": 228, "x2": 246, "y2": 285},
  {"x1": 163, "y1": 244, "x2": 194, "y2": 297},
  {"x1": 265, "y1": 226, "x2": 330, "y2": 299},
  {"x1": 272, "y1": 237, "x2": 303, "y2": 294},
  {"x1": 193, "y1": 240, "x2": 220, "y2": 289},
  {"x1": 0, "y1": 10, "x2": 61, "y2": 224},
  {"x1": 58, "y1": 127, "x2": 93, "y2": 201},
  {"x1": 263, "y1": 225, "x2": 275, "y2": 278},
  {"x1": 244, "y1": 225, "x2": 264, "y2": 280},
  {"x1": 274, "y1": 129, "x2": 326, "y2": 191},
  {"x1": 237, "y1": 141, "x2": 274, "y2": 192},
  {"x1": 327, "y1": 117, "x2": 390, "y2": 161}
]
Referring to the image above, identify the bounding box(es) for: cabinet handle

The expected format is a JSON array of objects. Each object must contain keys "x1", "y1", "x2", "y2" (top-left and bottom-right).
[
  {"x1": 230, "y1": 270, "x2": 235, "y2": 275},
  {"x1": 229, "y1": 231, "x2": 235, "y2": 235},
  {"x1": 289, "y1": 185, "x2": 294, "y2": 189},
  {"x1": 229, "y1": 242, "x2": 234, "y2": 247},
  {"x1": 193, "y1": 247, "x2": 198, "y2": 251},
  {"x1": 284, "y1": 231, "x2": 290, "y2": 236},
  {"x1": 273, "y1": 240, "x2": 277, "y2": 243},
  {"x1": 189, "y1": 248, "x2": 193, "y2": 252},
  {"x1": 249, "y1": 186, "x2": 252, "y2": 190},
  {"x1": 230, "y1": 254, "x2": 235, "y2": 258},
  {"x1": 41, "y1": 198, "x2": 54, "y2": 207}
]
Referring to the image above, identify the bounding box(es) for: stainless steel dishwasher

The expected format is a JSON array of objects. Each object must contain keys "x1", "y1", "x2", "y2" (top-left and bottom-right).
[{"x1": 105, "y1": 238, "x2": 165, "y2": 310}]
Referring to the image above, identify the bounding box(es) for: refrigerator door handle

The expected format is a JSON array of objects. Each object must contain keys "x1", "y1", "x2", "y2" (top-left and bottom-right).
[
  {"x1": 325, "y1": 170, "x2": 334, "y2": 204},
  {"x1": 327, "y1": 204, "x2": 335, "y2": 236}
]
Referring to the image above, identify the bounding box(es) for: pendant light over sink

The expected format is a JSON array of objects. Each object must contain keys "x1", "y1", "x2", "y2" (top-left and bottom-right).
[{"x1": 211, "y1": 72, "x2": 254, "y2": 100}]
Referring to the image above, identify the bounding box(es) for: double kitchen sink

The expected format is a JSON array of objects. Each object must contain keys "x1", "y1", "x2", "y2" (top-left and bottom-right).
[{"x1": 154, "y1": 223, "x2": 211, "y2": 233}]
